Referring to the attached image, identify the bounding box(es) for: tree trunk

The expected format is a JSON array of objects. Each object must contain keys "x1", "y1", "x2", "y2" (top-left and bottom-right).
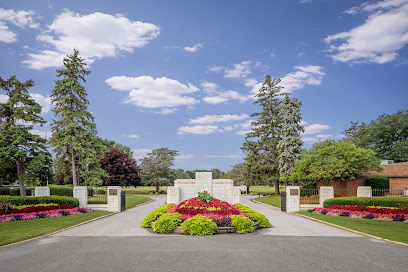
[
  {"x1": 71, "y1": 146, "x2": 77, "y2": 186},
  {"x1": 16, "y1": 159, "x2": 26, "y2": 197},
  {"x1": 155, "y1": 182, "x2": 159, "y2": 193},
  {"x1": 274, "y1": 179, "x2": 280, "y2": 195},
  {"x1": 246, "y1": 185, "x2": 250, "y2": 194}
]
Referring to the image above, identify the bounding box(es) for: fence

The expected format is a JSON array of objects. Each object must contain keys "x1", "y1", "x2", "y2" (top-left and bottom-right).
[
  {"x1": 300, "y1": 188, "x2": 319, "y2": 204},
  {"x1": 0, "y1": 187, "x2": 34, "y2": 196},
  {"x1": 334, "y1": 188, "x2": 357, "y2": 197},
  {"x1": 88, "y1": 187, "x2": 108, "y2": 204},
  {"x1": 372, "y1": 188, "x2": 405, "y2": 197}
]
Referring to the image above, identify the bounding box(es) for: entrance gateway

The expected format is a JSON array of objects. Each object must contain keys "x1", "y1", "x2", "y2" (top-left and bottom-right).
[{"x1": 167, "y1": 172, "x2": 241, "y2": 204}]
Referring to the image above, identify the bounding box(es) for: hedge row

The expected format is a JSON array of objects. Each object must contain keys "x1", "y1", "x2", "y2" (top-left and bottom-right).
[
  {"x1": 323, "y1": 197, "x2": 408, "y2": 208},
  {"x1": 1, "y1": 187, "x2": 94, "y2": 197},
  {"x1": 365, "y1": 176, "x2": 389, "y2": 189},
  {"x1": 0, "y1": 187, "x2": 34, "y2": 196},
  {"x1": 0, "y1": 196, "x2": 79, "y2": 207}
]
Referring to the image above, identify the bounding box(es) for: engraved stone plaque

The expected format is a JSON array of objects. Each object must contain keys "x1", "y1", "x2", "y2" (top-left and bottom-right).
[
  {"x1": 109, "y1": 189, "x2": 117, "y2": 195},
  {"x1": 290, "y1": 189, "x2": 298, "y2": 196}
]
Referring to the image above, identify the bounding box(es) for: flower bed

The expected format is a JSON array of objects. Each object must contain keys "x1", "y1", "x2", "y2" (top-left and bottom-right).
[
  {"x1": 308, "y1": 205, "x2": 408, "y2": 223},
  {"x1": 0, "y1": 204, "x2": 74, "y2": 215}
]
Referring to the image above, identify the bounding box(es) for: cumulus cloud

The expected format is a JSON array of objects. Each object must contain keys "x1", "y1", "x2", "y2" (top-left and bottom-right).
[
  {"x1": 176, "y1": 154, "x2": 194, "y2": 160},
  {"x1": 30, "y1": 129, "x2": 51, "y2": 139},
  {"x1": 106, "y1": 76, "x2": 199, "y2": 113},
  {"x1": 204, "y1": 154, "x2": 241, "y2": 159},
  {"x1": 129, "y1": 134, "x2": 139, "y2": 139},
  {"x1": 30, "y1": 93, "x2": 52, "y2": 114},
  {"x1": 201, "y1": 81, "x2": 250, "y2": 104},
  {"x1": 178, "y1": 125, "x2": 222, "y2": 135},
  {"x1": 280, "y1": 65, "x2": 325, "y2": 93},
  {"x1": 189, "y1": 114, "x2": 249, "y2": 124},
  {"x1": 224, "y1": 60, "x2": 252, "y2": 79},
  {"x1": 299, "y1": 0, "x2": 312, "y2": 3},
  {"x1": 325, "y1": 0, "x2": 408, "y2": 64},
  {"x1": 24, "y1": 10, "x2": 159, "y2": 69},
  {"x1": 0, "y1": 8, "x2": 38, "y2": 43},
  {"x1": 132, "y1": 148, "x2": 152, "y2": 159},
  {"x1": 0, "y1": 94, "x2": 8, "y2": 103},
  {"x1": 184, "y1": 43, "x2": 203, "y2": 52},
  {"x1": 303, "y1": 123, "x2": 330, "y2": 135}
]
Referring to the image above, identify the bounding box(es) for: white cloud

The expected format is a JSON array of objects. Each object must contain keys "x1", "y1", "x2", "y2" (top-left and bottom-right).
[
  {"x1": 316, "y1": 134, "x2": 334, "y2": 139},
  {"x1": 190, "y1": 114, "x2": 249, "y2": 124},
  {"x1": 184, "y1": 43, "x2": 203, "y2": 52},
  {"x1": 303, "y1": 124, "x2": 330, "y2": 135},
  {"x1": 30, "y1": 93, "x2": 52, "y2": 114},
  {"x1": 201, "y1": 81, "x2": 250, "y2": 104},
  {"x1": 299, "y1": 0, "x2": 312, "y2": 3},
  {"x1": 280, "y1": 65, "x2": 325, "y2": 93},
  {"x1": 129, "y1": 134, "x2": 139, "y2": 139},
  {"x1": 23, "y1": 10, "x2": 160, "y2": 69},
  {"x1": 106, "y1": 76, "x2": 199, "y2": 112},
  {"x1": 176, "y1": 154, "x2": 194, "y2": 160},
  {"x1": 300, "y1": 120, "x2": 308, "y2": 126},
  {"x1": 132, "y1": 148, "x2": 152, "y2": 159},
  {"x1": 178, "y1": 125, "x2": 222, "y2": 135},
  {"x1": 201, "y1": 81, "x2": 218, "y2": 93},
  {"x1": 204, "y1": 155, "x2": 241, "y2": 159},
  {"x1": 30, "y1": 129, "x2": 51, "y2": 139},
  {"x1": 224, "y1": 60, "x2": 252, "y2": 79},
  {"x1": 156, "y1": 108, "x2": 177, "y2": 114},
  {"x1": 0, "y1": 94, "x2": 8, "y2": 103},
  {"x1": 208, "y1": 66, "x2": 223, "y2": 73},
  {"x1": 0, "y1": 8, "x2": 38, "y2": 43},
  {"x1": 325, "y1": 0, "x2": 408, "y2": 64}
]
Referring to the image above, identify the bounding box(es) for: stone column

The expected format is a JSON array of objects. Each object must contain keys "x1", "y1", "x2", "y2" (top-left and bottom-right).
[
  {"x1": 108, "y1": 186, "x2": 121, "y2": 212},
  {"x1": 195, "y1": 172, "x2": 213, "y2": 195},
  {"x1": 35, "y1": 186, "x2": 50, "y2": 197},
  {"x1": 319, "y1": 186, "x2": 334, "y2": 206},
  {"x1": 226, "y1": 187, "x2": 241, "y2": 204},
  {"x1": 357, "y1": 186, "x2": 372, "y2": 197},
  {"x1": 167, "y1": 186, "x2": 180, "y2": 204},
  {"x1": 286, "y1": 186, "x2": 300, "y2": 212},
  {"x1": 73, "y1": 186, "x2": 88, "y2": 208}
]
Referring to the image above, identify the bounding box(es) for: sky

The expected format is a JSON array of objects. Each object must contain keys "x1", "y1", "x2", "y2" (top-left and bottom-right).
[{"x1": 0, "y1": 0, "x2": 407, "y2": 172}]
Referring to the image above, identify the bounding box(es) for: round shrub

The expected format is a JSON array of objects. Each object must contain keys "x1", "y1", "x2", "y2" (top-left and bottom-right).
[
  {"x1": 181, "y1": 215, "x2": 218, "y2": 236},
  {"x1": 140, "y1": 203, "x2": 175, "y2": 228},
  {"x1": 230, "y1": 215, "x2": 254, "y2": 234},
  {"x1": 153, "y1": 213, "x2": 182, "y2": 233},
  {"x1": 233, "y1": 203, "x2": 271, "y2": 228}
]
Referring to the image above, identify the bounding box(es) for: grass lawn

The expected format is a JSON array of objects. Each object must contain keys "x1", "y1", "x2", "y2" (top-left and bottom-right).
[
  {"x1": 122, "y1": 186, "x2": 168, "y2": 194},
  {"x1": 126, "y1": 196, "x2": 151, "y2": 209},
  {"x1": 297, "y1": 211, "x2": 408, "y2": 244},
  {"x1": 0, "y1": 211, "x2": 112, "y2": 246},
  {"x1": 254, "y1": 196, "x2": 281, "y2": 208}
]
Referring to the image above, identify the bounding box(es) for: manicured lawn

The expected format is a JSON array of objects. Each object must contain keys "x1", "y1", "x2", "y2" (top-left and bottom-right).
[
  {"x1": 298, "y1": 211, "x2": 408, "y2": 244},
  {"x1": 122, "y1": 186, "x2": 168, "y2": 194},
  {"x1": 254, "y1": 196, "x2": 281, "y2": 208},
  {"x1": 126, "y1": 196, "x2": 151, "y2": 209},
  {"x1": 0, "y1": 211, "x2": 111, "y2": 246}
]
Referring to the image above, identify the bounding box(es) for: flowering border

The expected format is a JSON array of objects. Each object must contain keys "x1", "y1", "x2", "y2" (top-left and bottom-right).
[{"x1": 0, "y1": 207, "x2": 93, "y2": 223}]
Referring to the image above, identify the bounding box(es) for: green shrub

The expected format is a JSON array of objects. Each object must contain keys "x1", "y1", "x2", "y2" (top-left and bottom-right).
[
  {"x1": 0, "y1": 196, "x2": 79, "y2": 207},
  {"x1": 50, "y1": 187, "x2": 73, "y2": 196},
  {"x1": 153, "y1": 213, "x2": 182, "y2": 233},
  {"x1": 365, "y1": 176, "x2": 389, "y2": 189},
  {"x1": 323, "y1": 197, "x2": 408, "y2": 208},
  {"x1": 140, "y1": 203, "x2": 175, "y2": 228},
  {"x1": 0, "y1": 201, "x2": 15, "y2": 212},
  {"x1": 230, "y1": 215, "x2": 254, "y2": 233},
  {"x1": 181, "y1": 215, "x2": 217, "y2": 236},
  {"x1": 233, "y1": 204, "x2": 271, "y2": 228}
]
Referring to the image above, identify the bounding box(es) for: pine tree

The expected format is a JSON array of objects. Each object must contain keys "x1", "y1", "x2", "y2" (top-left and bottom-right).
[
  {"x1": 0, "y1": 76, "x2": 49, "y2": 195},
  {"x1": 243, "y1": 75, "x2": 286, "y2": 194},
  {"x1": 242, "y1": 141, "x2": 262, "y2": 193},
  {"x1": 277, "y1": 94, "x2": 304, "y2": 185},
  {"x1": 50, "y1": 49, "x2": 106, "y2": 186}
]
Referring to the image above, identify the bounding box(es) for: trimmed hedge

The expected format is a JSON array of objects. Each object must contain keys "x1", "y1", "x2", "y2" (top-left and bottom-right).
[
  {"x1": 50, "y1": 187, "x2": 94, "y2": 197},
  {"x1": 141, "y1": 203, "x2": 175, "y2": 228},
  {"x1": 365, "y1": 176, "x2": 389, "y2": 189},
  {"x1": 0, "y1": 187, "x2": 34, "y2": 196},
  {"x1": 181, "y1": 215, "x2": 217, "y2": 236},
  {"x1": 0, "y1": 196, "x2": 79, "y2": 207},
  {"x1": 323, "y1": 197, "x2": 408, "y2": 208},
  {"x1": 153, "y1": 213, "x2": 182, "y2": 233},
  {"x1": 234, "y1": 203, "x2": 271, "y2": 228},
  {"x1": 230, "y1": 215, "x2": 254, "y2": 233}
]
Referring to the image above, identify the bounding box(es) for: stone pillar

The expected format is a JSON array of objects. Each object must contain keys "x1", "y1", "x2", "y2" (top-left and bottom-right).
[
  {"x1": 167, "y1": 186, "x2": 180, "y2": 204},
  {"x1": 286, "y1": 186, "x2": 300, "y2": 212},
  {"x1": 357, "y1": 186, "x2": 372, "y2": 197},
  {"x1": 108, "y1": 186, "x2": 121, "y2": 212},
  {"x1": 226, "y1": 187, "x2": 241, "y2": 204},
  {"x1": 73, "y1": 186, "x2": 88, "y2": 208},
  {"x1": 35, "y1": 186, "x2": 50, "y2": 197},
  {"x1": 319, "y1": 186, "x2": 334, "y2": 206},
  {"x1": 195, "y1": 172, "x2": 213, "y2": 195}
]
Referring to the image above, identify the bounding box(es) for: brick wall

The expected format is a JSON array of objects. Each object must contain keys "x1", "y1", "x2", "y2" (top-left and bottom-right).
[
  {"x1": 389, "y1": 177, "x2": 408, "y2": 190},
  {"x1": 317, "y1": 177, "x2": 366, "y2": 197}
]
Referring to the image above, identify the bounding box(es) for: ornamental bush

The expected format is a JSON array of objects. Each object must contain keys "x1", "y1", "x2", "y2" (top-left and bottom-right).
[
  {"x1": 181, "y1": 215, "x2": 218, "y2": 236},
  {"x1": 141, "y1": 203, "x2": 175, "y2": 228},
  {"x1": 230, "y1": 215, "x2": 254, "y2": 233},
  {"x1": 323, "y1": 197, "x2": 408, "y2": 208},
  {"x1": 234, "y1": 204, "x2": 271, "y2": 228},
  {"x1": 0, "y1": 196, "x2": 79, "y2": 207},
  {"x1": 153, "y1": 213, "x2": 182, "y2": 233}
]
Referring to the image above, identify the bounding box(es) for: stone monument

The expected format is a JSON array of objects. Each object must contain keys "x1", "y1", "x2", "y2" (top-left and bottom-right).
[{"x1": 167, "y1": 172, "x2": 241, "y2": 204}]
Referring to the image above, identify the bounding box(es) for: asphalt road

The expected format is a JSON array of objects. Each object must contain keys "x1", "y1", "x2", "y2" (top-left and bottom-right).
[{"x1": 1, "y1": 195, "x2": 407, "y2": 272}]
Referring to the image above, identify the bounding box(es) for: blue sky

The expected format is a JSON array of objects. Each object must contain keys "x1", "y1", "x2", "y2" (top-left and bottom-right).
[{"x1": 0, "y1": 0, "x2": 407, "y2": 172}]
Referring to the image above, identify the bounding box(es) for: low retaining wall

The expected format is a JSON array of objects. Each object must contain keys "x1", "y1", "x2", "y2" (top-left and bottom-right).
[{"x1": 151, "y1": 222, "x2": 260, "y2": 234}]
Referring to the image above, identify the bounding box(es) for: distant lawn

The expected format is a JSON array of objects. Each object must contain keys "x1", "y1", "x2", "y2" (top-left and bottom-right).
[
  {"x1": 298, "y1": 211, "x2": 408, "y2": 244},
  {"x1": 254, "y1": 196, "x2": 281, "y2": 208},
  {"x1": 126, "y1": 196, "x2": 151, "y2": 209},
  {"x1": 122, "y1": 186, "x2": 168, "y2": 194},
  {"x1": 0, "y1": 211, "x2": 111, "y2": 246}
]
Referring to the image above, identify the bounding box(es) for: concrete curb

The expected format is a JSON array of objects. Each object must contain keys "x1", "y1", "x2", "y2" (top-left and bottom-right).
[
  {"x1": 252, "y1": 198, "x2": 283, "y2": 212},
  {"x1": 1, "y1": 197, "x2": 155, "y2": 248}
]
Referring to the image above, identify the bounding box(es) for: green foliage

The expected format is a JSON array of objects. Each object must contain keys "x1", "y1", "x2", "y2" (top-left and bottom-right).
[
  {"x1": 0, "y1": 201, "x2": 15, "y2": 212},
  {"x1": 242, "y1": 141, "x2": 263, "y2": 192},
  {"x1": 277, "y1": 95, "x2": 304, "y2": 184},
  {"x1": 365, "y1": 176, "x2": 389, "y2": 189},
  {"x1": 153, "y1": 213, "x2": 182, "y2": 233},
  {"x1": 233, "y1": 204, "x2": 271, "y2": 228},
  {"x1": 323, "y1": 197, "x2": 408, "y2": 208},
  {"x1": 173, "y1": 168, "x2": 191, "y2": 179},
  {"x1": 289, "y1": 139, "x2": 382, "y2": 185},
  {"x1": 140, "y1": 203, "x2": 175, "y2": 228},
  {"x1": 224, "y1": 163, "x2": 245, "y2": 186},
  {"x1": 197, "y1": 191, "x2": 213, "y2": 203},
  {"x1": 0, "y1": 196, "x2": 79, "y2": 207},
  {"x1": 181, "y1": 215, "x2": 218, "y2": 236},
  {"x1": 344, "y1": 110, "x2": 408, "y2": 162},
  {"x1": 230, "y1": 215, "x2": 254, "y2": 233}
]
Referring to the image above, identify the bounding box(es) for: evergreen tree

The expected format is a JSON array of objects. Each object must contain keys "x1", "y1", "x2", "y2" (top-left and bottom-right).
[
  {"x1": 0, "y1": 76, "x2": 49, "y2": 195},
  {"x1": 242, "y1": 141, "x2": 262, "y2": 194},
  {"x1": 277, "y1": 95, "x2": 304, "y2": 185},
  {"x1": 49, "y1": 49, "x2": 106, "y2": 186},
  {"x1": 243, "y1": 75, "x2": 286, "y2": 194}
]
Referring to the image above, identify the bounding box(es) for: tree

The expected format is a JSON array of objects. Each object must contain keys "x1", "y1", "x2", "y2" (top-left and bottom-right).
[
  {"x1": 140, "y1": 148, "x2": 178, "y2": 192},
  {"x1": 225, "y1": 163, "x2": 245, "y2": 186},
  {"x1": 0, "y1": 76, "x2": 50, "y2": 195},
  {"x1": 344, "y1": 110, "x2": 408, "y2": 162},
  {"x1": 289, "y1": 139, "x2": 382, "y2": 186},
  {"x1": 242, "y1": 142, "x2": 262, "y2": 194},
  {"x1": 243, "y1": 75, "x2": 286, "y2": 194},
  {"x1": 99, "y1": 148, "x2": 141, "y2": 187},
  {"x1": 49, "y1": 49, "x2": 106, "y2": 186},
  {"x1": 185, "y1": 169, "x2": 226, "y2": 179},
  {"x1": 24, "y1": 152, "x2": 53, "y2": 187},
  {"x1": 173, "y1": 168, "x2": 191, "y2": 179},
  {"x1": 277, "y1": 95, "x2": 304, "y2": 185}
]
